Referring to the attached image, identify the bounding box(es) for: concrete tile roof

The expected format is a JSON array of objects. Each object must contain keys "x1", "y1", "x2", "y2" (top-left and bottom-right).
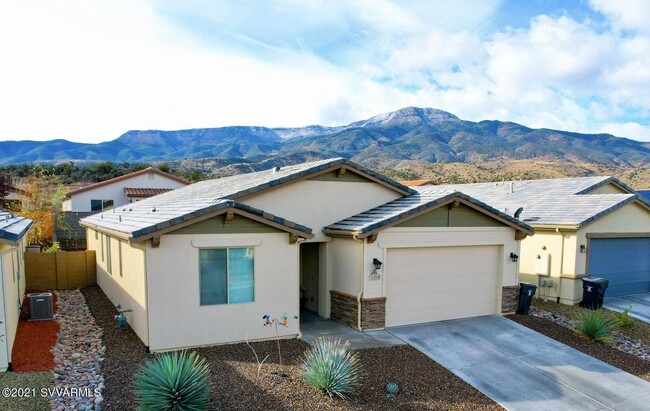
[
  {"x1": 80, "y1": 158, "x2": 412, "y2": 240},
  {"x1": 430, "y1": 176, "x2": 642, "y2": 227},
  {"x1": 81, "y1": 199, "x2": 313, "y2": 241},
  {"x1": 324, "y1": 189, "x2": 533, "y2": 236},
  {"x1": 0, "y1": 211, "x2": 33, "y2": 243}
]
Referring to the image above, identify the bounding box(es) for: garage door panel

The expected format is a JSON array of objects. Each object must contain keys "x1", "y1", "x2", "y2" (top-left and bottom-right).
[
  {"x1": 588, "y1": 238, "x2": 650, "y2": 297},
  {"x1": 386, "y1": 245, "x2": 500, "y2": 327}
]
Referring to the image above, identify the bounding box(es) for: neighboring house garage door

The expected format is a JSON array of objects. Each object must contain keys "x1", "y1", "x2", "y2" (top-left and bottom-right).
[
  {"x1": 385, "y1": 245, "x2": 500, "y2": 327},
  {"x1": 588, "y1": 237, "x2": 650, "y2": 297}
]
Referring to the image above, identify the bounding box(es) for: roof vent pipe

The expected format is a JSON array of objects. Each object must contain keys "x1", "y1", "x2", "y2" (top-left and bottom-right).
[
  {"x1": 514, "y1": 207, "x2": 524, "y2": 219},
  {"x1": 273, "y1": 166, "x2": 281, "y2": 172},
  {"x1": 509, "y1": 182, "x2": 514, "y2": 194}
]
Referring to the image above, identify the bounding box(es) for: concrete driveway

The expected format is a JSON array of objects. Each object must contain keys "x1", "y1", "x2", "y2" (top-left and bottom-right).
[
  {"x1": 388, "y1": 316, "x2": 650, "y2": 411},
  {"x1": 604, "y1": 292, "x2": 650, "y2": 324}
]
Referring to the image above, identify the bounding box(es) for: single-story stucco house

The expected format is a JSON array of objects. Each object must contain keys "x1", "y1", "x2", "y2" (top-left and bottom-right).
[
  {"x1": 0, "y1": 211, "x2": 32, "y2": 372},
  {"x1": 81, "y1": 158, "x2": 532, "y2": 352},
  {"x1": 434, "y1": 177, "x2": 650, "y2": 304}
]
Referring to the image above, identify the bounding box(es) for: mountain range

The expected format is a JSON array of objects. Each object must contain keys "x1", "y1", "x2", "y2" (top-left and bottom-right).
[{"x1": 1, "y1": 107, "x2": 649, "y2": 169}]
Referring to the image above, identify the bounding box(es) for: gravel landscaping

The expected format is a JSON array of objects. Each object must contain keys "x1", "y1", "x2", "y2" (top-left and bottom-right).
[
  {"x1": 0, "y1": 371, "x2": 52, "y2": 411},
  {"x1": 509, "y1": 306, "x2": 650, "y2": 382},
  {"x1": 82, "y1": 285, "x2": 501, "y2": 410}
]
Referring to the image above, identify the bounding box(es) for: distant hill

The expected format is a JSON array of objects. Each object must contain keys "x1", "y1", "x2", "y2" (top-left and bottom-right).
[{"x1": 1, "y1": 107, "x2": 649, "y2": 169}]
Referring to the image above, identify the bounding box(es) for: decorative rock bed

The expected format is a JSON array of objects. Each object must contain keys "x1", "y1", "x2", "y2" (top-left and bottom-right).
[
  {"x1": 531, "y1": 306, "x2": 650, "y2": 361},
  {"x1": 49, "y1": 290, "x2": 106, "y2": 411}
]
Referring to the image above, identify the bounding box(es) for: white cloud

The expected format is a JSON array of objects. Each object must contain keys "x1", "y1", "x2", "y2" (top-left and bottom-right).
[{"x1": 0, "y1": 0, "x2": 648, "y2": 145}]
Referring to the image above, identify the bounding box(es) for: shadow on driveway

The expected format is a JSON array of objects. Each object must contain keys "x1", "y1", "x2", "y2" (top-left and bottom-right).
[{"x1": 388, "y1": 315, "x2": 650, "y2": 411}]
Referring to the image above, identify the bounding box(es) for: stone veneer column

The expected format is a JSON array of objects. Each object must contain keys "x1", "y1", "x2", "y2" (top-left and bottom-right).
[
  {"x1": 329, "y1": 290, "x2": 358, "y2": 329},
  {"x1": 360, "y1": 297, "x2": 386, "y2": 330},
  {"x1": 501, "y1": 285, "x2": 519, "y2": 313}
]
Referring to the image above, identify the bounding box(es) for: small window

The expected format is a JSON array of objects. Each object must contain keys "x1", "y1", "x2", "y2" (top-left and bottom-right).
[
  {"x1": 200, "y1": 247, "x2": 254, "y2": 305},
  {"x1": 117, "y1": 240, "x2": 123, "y2": 277},
  {"x1": 91, "y1": 199, "x2": 114, "y2": 212}
]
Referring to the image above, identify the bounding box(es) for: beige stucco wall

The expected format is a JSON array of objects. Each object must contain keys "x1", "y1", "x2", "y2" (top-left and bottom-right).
[
  {"x1": 87, "y1": 229, "x2": 149, "y2": 345},
  {"x1": 145, "y1": 232, "x2": 300, "y2": 352},
  {"x1": 324, "y1": 237, "x2": 363, "y2": 317},
  {"x1": 519, "y1": 229, "x2": 578, "y2": 304},
  {"x1": 586, "y1": 183, "x2": 629, "y2": 195},
  {"x1": 243, "y1": 179, "x2": 402, "y2": 242},
  {"x1": 366, "y1": 227, "x2": 519, "y2": 300},
  {"x1": 0, "y1": 238, "x2": 26, "y2": 372},
  {"x1": 66, "y1": 172, "x2": 186, "y2": 212}
]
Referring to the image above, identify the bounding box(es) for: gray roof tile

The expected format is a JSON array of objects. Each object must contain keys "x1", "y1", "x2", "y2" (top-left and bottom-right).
[
  {"x1": 324, "y1": 190, "x2": 533, "y2": 235},
  {"x1": 430, "y1": 176, "x2": 642, "y2": 227},
  {"x1": 80, "y1": 158, "x2": 412, "y2": 239},
  {"x1": 0, "y1": 211, "x2": 32, "y2": 243}
]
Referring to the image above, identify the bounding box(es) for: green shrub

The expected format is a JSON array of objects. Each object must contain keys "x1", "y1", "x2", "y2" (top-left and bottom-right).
[
  {"x1": 615, "y1": 305, "x2": 635, "y2": 328},
  {"x1": 576, "y1": 309, "x2": 615, "y2": 343},
  {"x1": 301, "y1": 337, "x2": 361, "y2": 399},
  {"x1": 134, "y1": 350, "x2": 210, "y2": 411}
]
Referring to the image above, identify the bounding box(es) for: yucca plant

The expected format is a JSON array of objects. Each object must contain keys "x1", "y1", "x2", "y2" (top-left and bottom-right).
[
  {"x1": 576, "y1": 309, "x2": 615, "y2": 343},
  {"x1": 134, "y1": 350, "x2": 211, "y2": 411},
  {"x1": 301, "y1": 337, "x2": 361, "y2": 399}
]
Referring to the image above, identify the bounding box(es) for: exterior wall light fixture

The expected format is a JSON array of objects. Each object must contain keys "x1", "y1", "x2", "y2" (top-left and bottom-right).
[
  {"x1": 373, "y1": 258, "x2": 383, "y2": 270},
  {"x1": 510, "y1": 252, "x2": 519, "y2": 262},
  {"x1": 580, "y1": 244, "x2": 587, "y2": 253}
]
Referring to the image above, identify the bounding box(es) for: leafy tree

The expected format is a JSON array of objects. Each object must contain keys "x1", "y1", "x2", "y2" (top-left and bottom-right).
[
  {"x1": 0, "y1": 174, "x2": 10, "y2": 199},
  {"x1": 16, "y1": 179, "x2": 68, "y2": 248}
]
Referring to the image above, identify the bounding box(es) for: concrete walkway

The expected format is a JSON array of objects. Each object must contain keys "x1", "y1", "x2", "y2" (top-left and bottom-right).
[
  {"x1": 388, "y1": 315, "x2": 650, "y2": 411},
  {"x1": 299, "y1": 311, "x2": 405, "y2": 349},
  {"x1": 604, "y1": 292, "x2": 650, "y2": 324}
]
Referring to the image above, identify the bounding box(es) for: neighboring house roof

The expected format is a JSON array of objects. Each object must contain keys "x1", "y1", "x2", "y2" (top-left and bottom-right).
[
  {"x1": 398, "y1": 179, "x2": 435, "y2": 187},
  {"x1": 65, "y1": 168, "x2": 191, "y2": 198},
  {"x1": 80, "y1": 158, "x2": 413, "y2": 242},
  {"x1": 0, "y1": 211, "x2": 33, "y2": 244},
  {"x1": 432, "y1": 176, "x2": 647, "y2": 228},
  {"x1": 124, "y1": 188, "x2": 174, "y2": 198},
  {"x1": 324, "y1": 189, "x2": 533, "y2": 238}
]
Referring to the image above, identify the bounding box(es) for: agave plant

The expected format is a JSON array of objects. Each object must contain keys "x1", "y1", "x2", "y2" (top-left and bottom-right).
[
  {"x1": 301, "y1": 337, "x2": 361, "y2": 399},
  {"x1": 576, "y1": 309, "x2": 615, "y2": 343},
  {"x1": 134, "y1": 350, "x2": 211, "y2": 411}
]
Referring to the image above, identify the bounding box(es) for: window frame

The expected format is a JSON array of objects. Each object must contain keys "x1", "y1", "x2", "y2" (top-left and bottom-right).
[
  {"x1": 199, "y1": 247, "x2": 255, "y2": 306},
  {"x1": 90, "y1": 199, "x2": 114, "y2": 212}
]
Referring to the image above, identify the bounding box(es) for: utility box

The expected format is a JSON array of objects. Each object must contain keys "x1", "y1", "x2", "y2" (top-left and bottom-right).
[
  {"x1": 536, "y1": 253, "x2": 551, "y2": 276},
  {"x1": 27, "y1": 292, "x2": 54, "y2": 321}
]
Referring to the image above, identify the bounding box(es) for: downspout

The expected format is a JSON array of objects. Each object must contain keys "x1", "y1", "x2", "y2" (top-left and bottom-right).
[
  {"x1": 295, "y1": 237, "x2": 308, "y2": 340},
  {"x1": 556, "y1": 228, "x2": 564, "y2": 304},
  {"x1": 352, "y1": 234, "x2": 364, "y2": 332}
]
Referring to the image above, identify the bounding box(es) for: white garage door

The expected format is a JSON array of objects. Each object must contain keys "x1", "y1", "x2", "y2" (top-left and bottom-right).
[{"x1": 386, "y1": 245, "x2": 500, "y2": 327}]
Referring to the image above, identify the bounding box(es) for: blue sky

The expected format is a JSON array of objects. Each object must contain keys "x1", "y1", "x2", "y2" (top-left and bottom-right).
[{"x1": 1, "y1": 0, "x2": 649, "y2": 143}]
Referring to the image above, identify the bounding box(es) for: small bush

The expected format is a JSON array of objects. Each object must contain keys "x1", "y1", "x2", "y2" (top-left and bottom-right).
[
  {"x1": 615, "y1": 305, "x2": 635, "y2": 328},
  {"x1": 301, "y1": 337, "x2": 361, "y2": 399},
  {"x1": 576, "y1": 309, "x2": 615, "y2": 343},
  {"x1": 134, "y1": 350, "x2": 210, "y2": 411}
]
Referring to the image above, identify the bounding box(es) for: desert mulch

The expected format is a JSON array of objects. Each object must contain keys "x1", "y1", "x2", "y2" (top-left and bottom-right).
[
  {"x1": 82, "y1": 285, "x2": 501, "y2": 410},
  {"x1": 11, "y1": 290, "x2": 59, "y2": 372},
  {"x1": 508, "y1": 314, "x2": 650, "y2": 381}
]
